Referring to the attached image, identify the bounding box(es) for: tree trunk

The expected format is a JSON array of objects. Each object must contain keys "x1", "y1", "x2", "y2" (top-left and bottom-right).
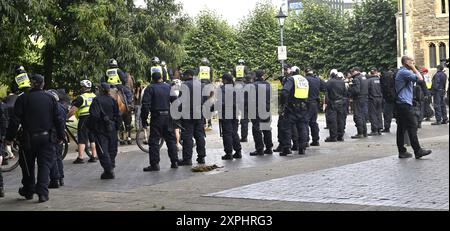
[{"x1": 43, "y1": 44, "x2": 54, "y2": 89}]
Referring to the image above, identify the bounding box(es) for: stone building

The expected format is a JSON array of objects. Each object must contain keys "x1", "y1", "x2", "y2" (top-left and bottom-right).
[{"x1": 397, "y1": 0, "x2": 449, "y2": 72}]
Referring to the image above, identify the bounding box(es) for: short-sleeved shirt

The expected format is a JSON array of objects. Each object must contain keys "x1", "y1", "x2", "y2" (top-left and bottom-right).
[
  {"x1": 395, "y1": 66, "x2": 418, "y2": 106},
  {"x1": 71, "y1": 96, "x2": 84, "y2": 108}
]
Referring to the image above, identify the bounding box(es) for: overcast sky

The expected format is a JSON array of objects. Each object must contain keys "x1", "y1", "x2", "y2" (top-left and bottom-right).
[{"x1": 134, "y1": 0, "x2": 281, "y2": 26}]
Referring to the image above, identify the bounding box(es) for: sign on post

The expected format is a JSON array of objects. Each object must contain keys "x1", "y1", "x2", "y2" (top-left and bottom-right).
[{"x1": 278, "y1": 46, "x2": 287, "y2": 61}]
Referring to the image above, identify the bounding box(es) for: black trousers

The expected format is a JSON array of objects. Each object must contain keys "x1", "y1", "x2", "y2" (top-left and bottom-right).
[
  {"x1": 395, "y1": 103, "x2": 422, "y2": 154},
  {"x1": 277, "y1": 114, "x2": 298, "y2": 148},
  {"x1": 433, "y1": 91, "x2": 448, "y2": 122},
  {"x1": 50, "y1": 143, "x2": 64, "y2": 181},
  {"x1": 181, "y1": 119, "x2": 206, "y2": 162},
  {"x1": 220, "y1": 119, "x2": 241, "y2": 154},
  {"x1": 280, "y1": 104, "x2": 309, "y2": 149},
  {"x1": 93, "y1": 131, "x2": 118, "y2": 172},
  {"x1": 353, "y1": 98, "x2": 368, "y2": 135},
  {"x1": 307, "y1": 101, "x2": 320, "y2": 142},
  {"x1": 326, "y1": 101, "x2": 347, "y2": 139},
  {"x1": 423, "y1": 95, "x2": 434, "y2": 119},
  {"x1": 148, "y1": 115, "x2": 178, "y2": 166},
  {"x1": 20, "y1": 136, "x2": 56, "y2": 197},
  {"x1": 383, "y1": 101, "x2": 394, "y2": 130},
  {"x1": 251, "y1": 118, "x2": 273, "y2": 152},
  {"x1": 240, "y1": 118, "x2": 249, "y2": 139},
  {"x1": 369, "y1": 97, "x2": 383, "y2": 132}
]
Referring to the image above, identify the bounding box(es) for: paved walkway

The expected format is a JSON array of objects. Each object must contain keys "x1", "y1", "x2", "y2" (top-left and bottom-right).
[{"x1": 0, "y1": 115, "x2": 448, "y2": 210}]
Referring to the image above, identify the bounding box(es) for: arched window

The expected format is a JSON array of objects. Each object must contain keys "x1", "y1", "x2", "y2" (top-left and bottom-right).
[
  {"x1": 439, "y1": 42, "x2": 447, "y2": 65},
  {"x1": 442, "y1": 0, "x2": 447, "y2": 13},
  {"x1": 429, "y1": 43, "x2": 437, "y2": 68}
]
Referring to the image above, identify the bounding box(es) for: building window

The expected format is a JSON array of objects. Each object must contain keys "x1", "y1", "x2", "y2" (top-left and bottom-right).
[
  {"x1": 429, "y1": 43, "x2": 437, "y2": 68},
  {"x1": 442, "y1": 0, "x2": 447, "y2": 13},
  {"x1": 439, "y1": 42, "x2": 447, "y2": 64}
]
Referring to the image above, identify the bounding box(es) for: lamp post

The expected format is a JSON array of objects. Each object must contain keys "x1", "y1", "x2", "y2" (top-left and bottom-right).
[{"x1": 276, "y1": 7, "x2": 287, "y2": 78}]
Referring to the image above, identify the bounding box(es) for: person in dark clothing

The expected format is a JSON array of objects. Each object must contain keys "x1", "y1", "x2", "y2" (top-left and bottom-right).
[
  {"x1": 178, "y1": 69, "x2": 207, "y2": 165},
  {"x1": 218, "y1": 73, "x2": 242, "y2": 160},
  {"x1": 413, "y1": 80, "x2": 429, "y2": 128},
  {"x1": 141, "y1": 72, "x2": 179, "y2": 171},
  {"x1": 349, "y1": 67, "x2": 369, "y2": 138},
  {"x1": 304, "y1": 67, "x2": 326, "y2": 146},
  {"x1": 5, "y1": 74, "x2": 65, "y2": 203},
  {"x1": 47, "y1": 90, "x2": 67, "y2": 188},
  {"x1": 280, "y1": 66, "x2": 310, "y2": 155},
  {"x1": 395, "y1": 55, "x2": 432, "y2": 159},
  {"x1": 249, "y1": 70, "x2": 273, "y2": 156},
  {"x1": 197, "y1": 58, "x2": 215, "y2": 130},
  {"x1": 367, "y1": 68, "x2": 383, "y2": 136},
  {"x1": 380, "y1": 69, "x2": 397, "y2": 133},
  {"x1": 325, "y1": 72, "x2": 348, "y2": 142},
  {"x1": 431, "y1": 65, "x2": 448, "y2": 125},
  {"x1": 421, "y1": 67, "x2": 434, "y2": 121},
  {"x1": 274, "y1": 64, "x2": 299, "y2": 152},
  {"x1": 232, "y1": 59, "x2": 250, "y2": 82},
  {"x1": 237, "y1": 71, "x2": 254, "y2": 142},
  {"x1": 88, "y1": 83, "x2": 120, "y2": 179}
]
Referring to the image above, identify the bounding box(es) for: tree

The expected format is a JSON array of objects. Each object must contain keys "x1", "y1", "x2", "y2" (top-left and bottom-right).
[
  {"x1": 236, "y1": 1, "x2": 279, "y2": 78},
  {"x1": 182, "y1": 10, "x2": 238, "y2": 78}
]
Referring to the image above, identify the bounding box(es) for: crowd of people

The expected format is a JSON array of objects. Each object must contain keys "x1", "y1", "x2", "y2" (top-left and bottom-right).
[{"x1": 0, "y1": 54, "x2": 447, "y2": 203}]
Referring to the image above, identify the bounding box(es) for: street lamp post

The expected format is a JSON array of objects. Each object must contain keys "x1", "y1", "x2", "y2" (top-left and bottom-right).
[{"x1": 276, "y1": 7, "x2": 287, "y2": 78}]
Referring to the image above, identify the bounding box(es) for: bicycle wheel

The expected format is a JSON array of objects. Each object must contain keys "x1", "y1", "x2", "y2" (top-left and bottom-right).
[
  {"x1": 1, "y1": 142, "x2": 21, "y2": 172},
  {"x1": 136, "y1": 128, "x2": 149, "y2": 153},
  {"x1": 61, "y1": 131, "x2": 70, "y2": 160}
]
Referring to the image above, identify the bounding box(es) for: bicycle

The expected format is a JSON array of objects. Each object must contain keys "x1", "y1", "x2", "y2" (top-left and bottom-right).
[{"x1": 64, "y1": 120, "x2": 92, "y2": 159}]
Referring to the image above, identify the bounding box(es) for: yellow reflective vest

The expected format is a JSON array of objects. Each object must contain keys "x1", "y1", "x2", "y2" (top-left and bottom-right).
[
  {"x1": 75, "y1": 93, "x2": 96, "y2": 118},
  {"x1": 199, "y1": 66, "x2": 211, "y2": 80},
  {"x1": 106, "y1": 68, "x2": 121, "y2": 85},
  {"x1": 235, "y1": 65, "x2": 245, "y2": 78},
  {"x1": 293, "y1": 75, "x2": 309, "y2": 99},
  {"x1": 15, "y1": 73, "x2": 31, "y2": 89},
  {"x1": 424, "y1": 74, "x2": 432, "y2": 89}
]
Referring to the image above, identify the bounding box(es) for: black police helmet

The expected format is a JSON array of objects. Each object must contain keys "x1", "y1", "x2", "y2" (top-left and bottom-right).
[
  {"x1": 182, "y1": 69, "x2": 195, "y2": 79},
  {"x1": 304, "y1": 67, "x2": 313, "y2": 75},
  {"x1": 152, "y1": 71, "x2": 162, "y2": 80},
  {"x1": 15, "y1": 65, "x2": 26, "y2": 74}
]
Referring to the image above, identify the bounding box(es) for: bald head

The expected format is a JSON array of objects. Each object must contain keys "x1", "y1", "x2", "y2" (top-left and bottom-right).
[{"x1": 401, "y1": 55, "x2": 414, "y2": 66}]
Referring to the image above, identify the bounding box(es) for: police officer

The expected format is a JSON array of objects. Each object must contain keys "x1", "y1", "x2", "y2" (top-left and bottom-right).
[
  {"x1": 304, "y1": 67, "x2": 326, "y2": 146},
  {"x1": 218, "y1": 73, "x2": 242, "y2": 160},
  {"x1": 232, "y1": 59, "x2": 250, "y2": 142},
  {"x1": 274, "y1": 64, "x2": 299, "y2": 152},
  {"x1": 431, "y1": 65, "x2": 448, "y2": 125},
  {"x1": 161, "y1": 61, "x2": 171, "y2": 81},
  {"x1": 325, "y1": 72, "x2": 348, "y2": 142},
  {"x1": 150, "y1": 56, "x2": 169, "y2": 83},
  {"x1": 11, "y1": 65, "x2": 32, "y2": 94},
  {"x1": 380, "y1": 69, "x2": 396, "y2": 133},
  {"x1": 47, "y1": 90, "x2": 67, "y2": 188},
  {"x1": 178, "y1": 69, "x2": 207, "y2": 165},
  {"x1": 249, "y1": 70, "x2": 273, "y2": 156},
  {"x1": 105, "y1": 58, "x2": 133, "y2": 106},
  {"x1": 197, "y1": 58, "x2": 215, "y2": 130},
  {"x1": 5, "y1": 74, "x2": 65, "y2": 203},
  {"x1": 88, "y1": 83, "x2": 120, "y2": 179},
  {"x1": 67, "y1": 80, "x2": 98, "y2": 164},
  {"x1": 349, "y1": 67, "x2": 369, "y2": 138},
  {"x1": 367, "y1": 68, "x2": 383, "y2": 136},
  {"x1": 141, "y1": 72, "x2": 179, "y2": 171},
  {"x1": 239, "y1": 71, "x2": 255, "y2": 141},
  {"x1": 280, "y1": 66, "x2": 309, "y2": 155}
]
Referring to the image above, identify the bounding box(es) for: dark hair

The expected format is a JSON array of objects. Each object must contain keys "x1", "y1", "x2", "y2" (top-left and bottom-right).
[
  {"x1": 183, "y1": 69, "x2": 195, "y2": 79},
  {"x1": 152, "y1": 72, "x2": 162, "y2": 80},
  {"x1": 221, "y1": 73, "x2": 233, "y2": 82},
  {"x1": 437, "y1": 65, "x2": 444, "y2": 71},
  {"x1": 255, "y1": 69, "x2": 265, "y2": 80},
  {"x1": 351, "y1": 67, "x2": 361, "y2": 73}
]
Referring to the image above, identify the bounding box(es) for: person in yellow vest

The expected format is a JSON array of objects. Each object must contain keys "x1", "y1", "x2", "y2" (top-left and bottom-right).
[
  {"x1": 11, "y1": 65, "x2": 32, "y2": 94},
  {"x1": 280, "y1": 66, "x2": 310, "y2": 156},
  {"x1": 197, "y1": 58, "x2": 215, "y2": 130},
  {"x1": 105, "y1": 58, "x2": 133, "y2": 106},
  {"x1": 161, "y1": 61, "x2": 171, "y2": 82},
  {"x1": 421, "y1": 67, "x2": 434, "y2": 121},
  {"x1": 67, "y1": 80, "x2": 98, "y2": 164},
  {"x1": 232, "y1": 59, "x2": 249, "y2": 81},
  {"x1": 150, "y1": 56, "x2": 169, "y2": 83}
]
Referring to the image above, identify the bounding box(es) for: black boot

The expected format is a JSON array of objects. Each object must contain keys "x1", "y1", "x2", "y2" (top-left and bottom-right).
[
  {"x1": 264, "y1": 149, "x2": 273, "y2": 155},
  {"x1": 351, "y1": 134, "x2": 365, "y2": 139},
  {"x1": 221, "y1": 154, "x2": 233, "y2": 160},
  {"x1": 280, "y1": 148, "x2": 292, "y2": 156},
  {"x1": 0, "y1": 187, "x2": 4, "y2": 198},
  {"x1": 48, "y1": 180, "x2": 59, "y2": 189},
  {"x1": 100, "y1": 170, "x2": 115, "y2": 179},
  {"x1": 298, "y1": 148, "x2": 305, "y2": 155},
  {"x1": 310, "y1": 141, "x2": 320, "y2": 146},
  {"x1": 59, "y1": 178, "x2": 64, "y2": 187},
  {"x1": 250, "y1": 151, "x2": 264, "y2": 156},
  {"x1": 273, "y1": 146, "x2": 282, "y2": 152},
  {"x1": 143, "y1": 164, "x2": 160, "y2": 172},
  {"x1": 233, "y1": 151, "x2": 242, "y2": 159}
]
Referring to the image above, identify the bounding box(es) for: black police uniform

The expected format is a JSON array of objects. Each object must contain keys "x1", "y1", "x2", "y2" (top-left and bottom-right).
[
  {"x1": 350, "y1": 73, "x2": 369, "y2": 137},
  {"x1": 305, "y1": 74, "x2": 326, "y2": 145},
  {"x1": 6, "y1": 88, "x2": 65, "y2": 201},
  {"x1": 250, "y1": 78, "x2": 273, "y2": 155},
  {"x1": 49, "y1": 101, "x2": 67, "y2": 185},
  {"x1": 431, "y1": 70, "x2": 448, "y2": 123},
  {"x1": 380, "y1": 71, "x2": 396, "y2": 132},
  {"x1": 88, "y1": 91, "x2": 120, "y2": 177},
  {"x1": 280, "y1": 75, "x2": 309, "y2": 155},
  {"x1": 180, "y1": 78, "x2": 206, "y2": 165},
  {"x1": 141, "y1": 81, "x2": 179, "y2": 169},
  {"x1": 325, "y1": 77, "x2": 348, "y2": 141},
  {"x1": 367, "y1": 74, "x2": 383, "y2": 134},
  {"x1": 196, "y1": 66, "x2": 215, "y2": 129},
  {"x1": 218, "y1": 83, "x2": 242, "y2": 159}
]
